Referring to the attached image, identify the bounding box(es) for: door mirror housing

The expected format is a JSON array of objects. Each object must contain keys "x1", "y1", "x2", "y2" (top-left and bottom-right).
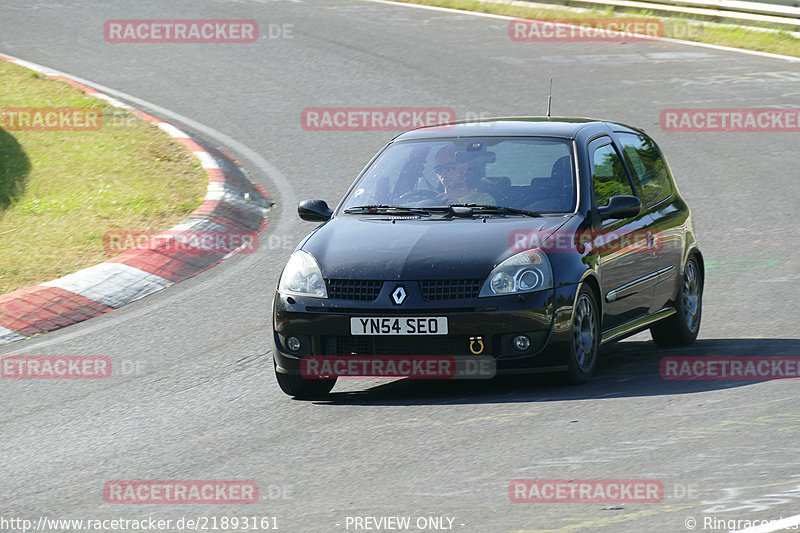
[
  {"x1": 298, "y1": 199, "x2": 333, "y2": 222},
  {"x1": 597, "y1": 195, "x2": 642, "y2": 221}
]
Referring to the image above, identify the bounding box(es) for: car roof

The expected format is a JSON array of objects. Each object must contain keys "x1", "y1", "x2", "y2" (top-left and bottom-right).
[{"x1": 393, "y1": 116, "x2": 644, "y2": 141}]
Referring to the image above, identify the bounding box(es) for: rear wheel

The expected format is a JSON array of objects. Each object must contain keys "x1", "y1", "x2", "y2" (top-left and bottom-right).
[
  {"x1": 651, "y1": 256, "x2": 702, "y2": 346},
  {"x1": 275, "y1": 370, "x2": 336, "y2": 399},
  {"x1": 564, "y1": 285, "x2": 600, "y2": 384}
]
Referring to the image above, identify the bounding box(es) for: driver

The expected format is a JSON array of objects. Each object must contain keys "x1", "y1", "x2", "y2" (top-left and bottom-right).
[{"x1": 434, "y1": 145, "x2": 495, "y2": 205}]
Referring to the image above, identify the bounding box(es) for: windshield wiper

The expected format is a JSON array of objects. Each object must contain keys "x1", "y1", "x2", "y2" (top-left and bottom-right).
[
  {"x1": 343, "y1": 205, "x2": 433, "y2": 216},
  {"x1": 448, "y1": 204, "x2": 542, "y2": 217}
]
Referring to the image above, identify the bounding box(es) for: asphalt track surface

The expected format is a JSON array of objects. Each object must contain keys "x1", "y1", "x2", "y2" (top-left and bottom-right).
[{"x1": 1, "y1": 1, "x2": 799, "y2": 532}]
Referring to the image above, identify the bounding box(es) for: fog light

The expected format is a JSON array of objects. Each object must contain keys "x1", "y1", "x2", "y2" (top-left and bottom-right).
[
  {"x1": 287, "y1": 336, "x2": 301, "y2": 352},
  {"x1": 512, "y1": 335, "x2": 531, "y2": 352}
]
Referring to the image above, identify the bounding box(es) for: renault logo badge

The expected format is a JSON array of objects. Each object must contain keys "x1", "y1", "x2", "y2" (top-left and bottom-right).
[
  {"x1": 469, "y1": 336, "x2": 485, "y2": 355},
  {"x1": 391, "y1": 285, "x2": 407, "y2": 305}
]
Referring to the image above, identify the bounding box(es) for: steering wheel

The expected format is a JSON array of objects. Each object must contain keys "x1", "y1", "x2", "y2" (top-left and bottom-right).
[{"x1": 398, "y1": 189, "x2": 441, "y2": 202}]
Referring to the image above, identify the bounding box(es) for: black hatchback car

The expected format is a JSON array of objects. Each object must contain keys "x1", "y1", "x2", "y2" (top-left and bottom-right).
[{"x1": 273, "y1": 118, "x2": 703, "y2": 397}]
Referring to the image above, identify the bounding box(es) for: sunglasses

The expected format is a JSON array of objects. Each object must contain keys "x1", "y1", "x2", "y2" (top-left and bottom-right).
[{"x1": 434, "y1": 164, "x2": 457, "y2": 174}]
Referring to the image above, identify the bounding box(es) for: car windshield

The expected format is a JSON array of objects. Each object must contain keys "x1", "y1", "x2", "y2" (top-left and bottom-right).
[{"x1": 340, "y1": 137, "x2": 576, "y2": 214}]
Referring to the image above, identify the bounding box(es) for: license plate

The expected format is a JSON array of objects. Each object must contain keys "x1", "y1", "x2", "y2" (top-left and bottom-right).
[{"x1": 350, "y1": 317, "x2": 448, "y2": 335}]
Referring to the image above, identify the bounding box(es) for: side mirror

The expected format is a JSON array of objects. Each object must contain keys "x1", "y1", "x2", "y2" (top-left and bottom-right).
[
  {"x1": 597, "y1": 195, "x2": 641, "y2": 221},
  {"x1": 298, "y1": 199, "x2": 333, "y2": 222}
]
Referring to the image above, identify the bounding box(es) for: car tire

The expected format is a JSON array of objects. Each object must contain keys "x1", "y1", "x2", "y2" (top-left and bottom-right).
[
  {"x1": 275, "y1": 370, "x2": 336, "y2": 399},
  {"x1": 650, "y1": 256, "x2": 702, "y2": 347},
  {"x1": 564, "y1": 285, "x2": 600, "y2": 384}
]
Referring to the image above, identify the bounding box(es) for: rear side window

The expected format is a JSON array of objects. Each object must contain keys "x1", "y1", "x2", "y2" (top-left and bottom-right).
[
  {"x1": 591, "y1": 142, "x2": 634, "y2": 207},
  {"x1": 616, "y1": 132, "x2": 673, "y2": 207}
]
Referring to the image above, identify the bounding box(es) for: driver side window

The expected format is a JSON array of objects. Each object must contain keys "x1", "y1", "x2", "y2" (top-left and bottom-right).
[{"x1": 591, "y1": 142, "x2": 634, "y2": 207}]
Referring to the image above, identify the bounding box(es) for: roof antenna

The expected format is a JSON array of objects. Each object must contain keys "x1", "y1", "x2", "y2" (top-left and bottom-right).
[{"x1": 546, "y1": 77, "x2": 553, "y2": 121}]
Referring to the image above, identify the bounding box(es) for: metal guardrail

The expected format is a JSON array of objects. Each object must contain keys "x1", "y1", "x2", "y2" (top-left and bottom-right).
[
  {"x1": 518, "y1": 0, "x2": 800, "y2": 28},
  {"x1": 750, "y1": 0, "x2": 800, "y2": 9},
  {"x1": 647, "y1": 0, "x2": 800, "y2": 18}
]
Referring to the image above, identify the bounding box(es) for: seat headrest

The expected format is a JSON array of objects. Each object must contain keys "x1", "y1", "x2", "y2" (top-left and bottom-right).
[{"x1": 551, "y1": 155, "x2": 571, "y2": 180}]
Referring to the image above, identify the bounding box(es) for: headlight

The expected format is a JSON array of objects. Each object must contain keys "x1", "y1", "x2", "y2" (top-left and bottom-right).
[
  {"x1": 479, "y1": 249, "x2": 553, "y2": 297},
  {"x1": 278, "y1": 251, "x2": 328, "y2": 298}
]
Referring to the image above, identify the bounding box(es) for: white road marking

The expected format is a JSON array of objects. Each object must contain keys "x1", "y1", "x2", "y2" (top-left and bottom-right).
[
  {"x1": 362, "y1": 0, "x2": 800, "y2": 63},
  {"x1": 193, "y1": 150, "x2": 220, "y2": 169},
  {"x1": 157, "y1": 122, "x2": 190, "y2": 138}
]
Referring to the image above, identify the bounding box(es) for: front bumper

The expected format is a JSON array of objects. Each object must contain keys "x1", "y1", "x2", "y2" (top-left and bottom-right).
[{"x1": 272, "y1": 282, "x2": 580, "y2": 376}]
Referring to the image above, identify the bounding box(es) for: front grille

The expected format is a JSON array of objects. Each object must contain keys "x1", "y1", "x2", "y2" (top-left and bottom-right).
[
  {"x1": 420, "y1": 279, "x2": 482, "y2": 301},
  {"x1": 324, "y1": 278, "x2": 483, "y2": 301},
  {"x1": 326, "y1": 279, "x2": 383, "y2": 301},
  {"x1": 323, "y1": 336, "x2": 472, "y2": 356}
]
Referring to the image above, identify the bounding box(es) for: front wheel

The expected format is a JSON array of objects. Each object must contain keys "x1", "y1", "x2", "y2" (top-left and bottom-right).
[
  {"x1": 564, "y1": 285, "x2": 600, "y2": 384},
  {"x1": 275, "y1": 370, "x2": 336, "y2": 399},
  {"x1": 650, "y1": 256, "x2": 703, "y2": 346}
]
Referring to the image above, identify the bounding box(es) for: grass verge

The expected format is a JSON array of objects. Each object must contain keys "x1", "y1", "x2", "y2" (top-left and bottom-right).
[
  {"x1": 392, "y1": 0, "x2": 800, "y2": 57},
  {"x1": 0, "y1": 60, "x2": 208, "y2": 294}
]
